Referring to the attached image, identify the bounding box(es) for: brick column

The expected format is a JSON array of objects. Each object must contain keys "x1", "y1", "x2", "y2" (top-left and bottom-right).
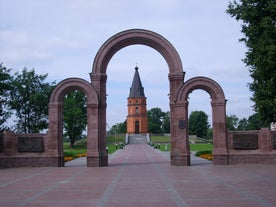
[
  {"x1": 259, "y1": 128, "x2": 271, "y2": 152},
  {"x1": 170, "y1": 101, "x2": 190, "y2": 166},
  {"x1": 211, "y1": 99, "x2": 228, "y2": 165},
  {"x1": 90, "y1": 73, "x2": 108, "y2": 167}
]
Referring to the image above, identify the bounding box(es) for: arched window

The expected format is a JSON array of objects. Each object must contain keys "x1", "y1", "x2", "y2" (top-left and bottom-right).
[{"x1": 135, "y1": 107, "x2": 139, "y2": 113}]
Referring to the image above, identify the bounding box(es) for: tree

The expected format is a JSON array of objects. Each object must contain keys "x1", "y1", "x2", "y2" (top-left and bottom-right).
[
  {"x1": 237, "y1": 113, "x2": 263, "y2": 130},
  {"x1": 63, "y1": 90, "x2": 87, "y2": 148},
  {"x1": 226, "y1": 114, "x2": 239, "y2": 130},
  {"x1": 0, "y1": 63, "x2": 12, "y2": 132},
  {"x1": 9, "y1": 68, "x2": 55, "y2": 133},
  {"x1": 188, "y1": 111, "x2": 210, "y2": 138},
  {"x1": 162, "y1": 111, "x2": 170, "y2": 133},
  {"x1": 108, "y1": 121, "x2": 127, "y2": 135},
  {"x1": 148, "y1": 107, "x2": 165, "y2": 134},
  {"x1": 237, "y1": 117, "x2": 249, "y2": 130},
  {"x1": 227, "y1": 0, "x2": 276, "y2": 125},
  {"x1": 247, "y1": 113, "x2": 263, "y2": 129}
]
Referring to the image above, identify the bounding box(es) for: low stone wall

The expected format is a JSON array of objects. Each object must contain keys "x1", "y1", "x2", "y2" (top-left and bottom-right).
[
  {"x1": 227, "y1": 128, "x2": 276, "y2": 165},
  {"x1": 0, "y1": 131, "x2": 60, "y2": 168}
]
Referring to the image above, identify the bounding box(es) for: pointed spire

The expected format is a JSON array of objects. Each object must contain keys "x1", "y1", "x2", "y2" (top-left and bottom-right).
[{"x1": 129, "y1": 66, "x2": 145, "y2": 98}]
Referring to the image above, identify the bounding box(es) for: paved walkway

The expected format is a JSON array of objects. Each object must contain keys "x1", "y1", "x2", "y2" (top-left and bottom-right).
[{"x1": 0, "y1": 144, "x2": 276, "y2": 207}]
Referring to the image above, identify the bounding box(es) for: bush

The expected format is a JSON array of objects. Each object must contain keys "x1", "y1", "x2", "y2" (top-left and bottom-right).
[{"x1": 195, "y1": 150, "x2": 212, "y2": 157}]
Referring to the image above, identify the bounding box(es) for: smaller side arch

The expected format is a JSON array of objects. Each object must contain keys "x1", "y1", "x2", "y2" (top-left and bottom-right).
[
  {"x1": 50, "y1": 78, "x2": 99, "y2": 105},
  {"x1": 175, "y1": 76, "x2": 228, "y2": 165},
  {"x1": 176, "y1": 76, "x2": 225, "y2": 102},
  {"x1": 47, "y1": 78, "x2": 100, "y2": 167}
]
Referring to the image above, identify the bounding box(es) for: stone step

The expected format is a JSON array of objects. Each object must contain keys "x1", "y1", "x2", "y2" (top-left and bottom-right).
[{"x1": 128, "y1": 134, "x2": 147, "y2": 144}]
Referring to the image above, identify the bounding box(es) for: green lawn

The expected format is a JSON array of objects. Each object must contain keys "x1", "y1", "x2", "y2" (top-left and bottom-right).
[
  {"x1": 150, "y1": 135, "x2": 170, "y2": 142},
  {"x1": 63, "y1": 135, "x2": 213, "y2": 158},
  {"x1": 190, "y1": 143, "x2": 213, "y2": 151},
  {"x1": 63, "y1": 138, "x2": 122, "y2": 158}
]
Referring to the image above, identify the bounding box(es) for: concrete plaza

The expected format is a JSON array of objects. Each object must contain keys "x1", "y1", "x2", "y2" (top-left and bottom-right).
[{"x1": 0, "y1": 144, "x2": 276, "y2": 207}]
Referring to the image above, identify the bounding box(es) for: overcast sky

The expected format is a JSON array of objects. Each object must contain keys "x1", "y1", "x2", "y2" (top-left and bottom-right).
[{"x1": 0, "y1": 0, "x2": 254, "y2": 127}]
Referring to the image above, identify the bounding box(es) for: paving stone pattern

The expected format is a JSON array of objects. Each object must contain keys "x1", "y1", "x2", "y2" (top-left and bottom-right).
[{"x1": 0, "y1": 144, "x2": 276, "y2": 207}]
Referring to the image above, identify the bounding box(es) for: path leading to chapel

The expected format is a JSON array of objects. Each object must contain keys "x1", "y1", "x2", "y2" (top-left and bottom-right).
[{"x1": 0, "y1": 144, "x2": 276, "y2": 207}]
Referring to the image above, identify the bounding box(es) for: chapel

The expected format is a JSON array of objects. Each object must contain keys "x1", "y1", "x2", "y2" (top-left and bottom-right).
[{"x1": 127, "y1": 66, "x2": 148, "y2": 134}]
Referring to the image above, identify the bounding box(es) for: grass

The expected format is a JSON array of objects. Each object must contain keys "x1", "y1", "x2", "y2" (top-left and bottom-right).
[
  {"x1": 190, "y1": 143, "x2": 213, "y2": 151},
  {"x1": 63, "y1": 141, "x2": 87, "y2": 158},
  {"x1": 63, "y1": 137, "x2": 124, "y2": 159},
  {"x1": 150, "y1": 135, "x2": 170, "y2": 142},
  {"x1": 150, "y1": 135, "x2": 212, "y2": 152},
  {"x1": 106, "y1": 134, "x2": 126, "y2": 143}
]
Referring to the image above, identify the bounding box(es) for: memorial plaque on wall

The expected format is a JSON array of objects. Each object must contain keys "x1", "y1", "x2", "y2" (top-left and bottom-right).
[
  {"x1": 272, "y1": 133, "x2": 276, "y2": 149},
  {"x1": 17, "y1": 137, "x2": 44, "y2": 152},
  {"x1": 233, "y1": 134, "x2": 258, "y2": 150}
]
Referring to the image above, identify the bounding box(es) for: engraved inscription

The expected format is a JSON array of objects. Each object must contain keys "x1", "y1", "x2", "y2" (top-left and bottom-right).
[
  {"x1": 233, "y1": 134, "x2": 258, "y2": 150},
  {"x1": 17, "y1": 137, "x2": 44, "y2": 152}
]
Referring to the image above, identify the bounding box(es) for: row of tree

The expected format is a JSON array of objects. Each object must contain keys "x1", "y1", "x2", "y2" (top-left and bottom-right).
[{"x1": 109, "y1": 108, "x2": 265, "y2": 139}]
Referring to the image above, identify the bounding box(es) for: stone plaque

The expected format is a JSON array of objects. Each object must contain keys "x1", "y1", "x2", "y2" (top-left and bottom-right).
[
  {"x1": 233, "y1": 134, "x2": 258, "y2": 150},
  {"x1": 179, "y1": 120, "x2": 185, "y2": 129},
  {"x1": 0, "y1": 134, "x2": 3, "y2": 153},
  {"x1": 272, "y1": 133, "x2": 276, "y2": 149},
  {"x1": 17, "y1": 137, "x2": 44, "y2": 152}
]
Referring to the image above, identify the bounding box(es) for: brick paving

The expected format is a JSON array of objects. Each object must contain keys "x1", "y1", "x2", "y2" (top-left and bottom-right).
[{"x1": 1, "y1": 144, "x2": 276, "y2": 207}]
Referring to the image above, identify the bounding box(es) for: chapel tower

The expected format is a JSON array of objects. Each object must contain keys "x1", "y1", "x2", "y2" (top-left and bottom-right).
[{"x1": 127, "y1": 66, "x2": 148, "y2": 134}]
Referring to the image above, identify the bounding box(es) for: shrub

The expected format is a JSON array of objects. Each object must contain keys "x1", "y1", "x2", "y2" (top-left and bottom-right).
[{"x1": 195, "y1": 150, "x2": 212, "y2": 157}]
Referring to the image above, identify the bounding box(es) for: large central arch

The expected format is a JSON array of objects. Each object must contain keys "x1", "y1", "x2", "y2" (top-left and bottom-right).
[{"x1": 90, "y1": 29, "x2": 186, "y2": 166}]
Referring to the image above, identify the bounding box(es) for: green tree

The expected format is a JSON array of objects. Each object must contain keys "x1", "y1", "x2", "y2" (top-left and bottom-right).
[
  {"x1": 227, "y1": 0, "x2": 276, "y2": 125},
  {"x1": 108, "y1": 121, "x2": 127, "y2": 135},
  {"x1": 188, "y1": 111, "x2": 210, "y2": 138},
  {"x1": 247, "y1": 113, "x2": 263, "y2": 130},
  {"x1": 162, "y1": 111, "x2": 170, "y2": 133},
  {"x1": 63, "y1": 90, "x2": 87, "y2": 148},
  {"x1": 117, "y1": 120, "x2": 127, "y2": 133},
  {"x1": 237, "y1": 113, "x2": 263, "y2": 130},
  {"x1": 226, "y1": 114, "x2": 239, "y2": 130},
  {"x1": 237, "y1": 117, "x2": 249, "y2": 130},
  {"x1": 9, "y1": 68, "x2": 55, "y2": 133},
  {"x1": 148, "y1": 107, "x2": 165, "y2": 134},
  {"x1": 0, "y1": 63, "x2": 12, "y2": 132}
]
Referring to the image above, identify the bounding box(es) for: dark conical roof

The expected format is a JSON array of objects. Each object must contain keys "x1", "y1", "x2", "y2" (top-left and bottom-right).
[{"x1": 129, "y1": 66, "x2": 145, "y2": 98}]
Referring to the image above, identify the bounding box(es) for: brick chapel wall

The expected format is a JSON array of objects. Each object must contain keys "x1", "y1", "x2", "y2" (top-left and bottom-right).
[{"x1": 127, "y1": 97, "x2": 148, "y2": 134}]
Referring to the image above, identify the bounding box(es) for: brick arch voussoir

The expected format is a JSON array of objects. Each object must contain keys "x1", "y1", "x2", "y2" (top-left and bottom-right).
[
  {"x1": 91, "y1": 29, "x2": 183, "y2": 75},
  {"x1": 49, "y1": 78, "x2": 99, "y2": 105},
  {"x1": 176, "y1": 76, "x2": 226, "y2": 102}
]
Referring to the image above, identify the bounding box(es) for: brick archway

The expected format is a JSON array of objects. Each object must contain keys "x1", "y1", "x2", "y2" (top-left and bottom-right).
[
  {"x1": 90, "y1": 29, "x2": 185, "y2": 166},
  {"x1": 47, "y1": 78, "x2": 99, "y2": 167},
  {"x1": 176, "y1": 76, "x2": 228, "y2": 165}
]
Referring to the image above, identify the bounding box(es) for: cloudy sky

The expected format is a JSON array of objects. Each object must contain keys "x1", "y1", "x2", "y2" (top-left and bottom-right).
[{"x1": 0, "y1": 0, "x2": 254, "y2": 127}]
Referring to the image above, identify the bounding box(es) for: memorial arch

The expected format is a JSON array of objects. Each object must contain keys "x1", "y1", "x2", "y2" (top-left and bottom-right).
[
  {"x1": 90, "y1": 29, "x2": 186, "y2": 166},
  {"x1": 3, "y1": 29, "x2": 276, "y2": 168},
  {"x1": 176, "y1": 76, "x2": 228, "y2": 165},
  {"x1": 47, "y1": 78, "x2": 99, "y2": 167}
]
